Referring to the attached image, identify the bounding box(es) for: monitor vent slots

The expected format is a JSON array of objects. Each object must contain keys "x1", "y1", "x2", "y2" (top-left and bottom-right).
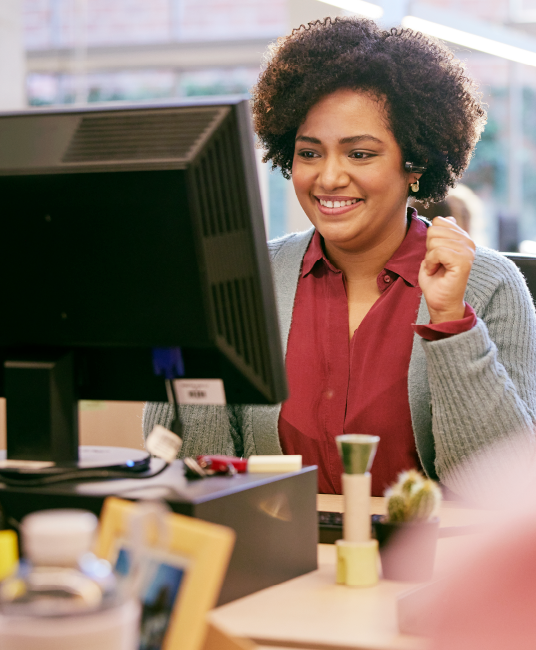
[
  {"x1": 193, "y1": 116, "x2": 248, "y2": 237},
  {"x1": 193, "y1": 115, "x2": 272, "y2": 392},
  {"x1": 211, "y1": 279, "x2": 269, "y2": 386},
  {"x1": 62, "y1": 108, "x2": 222, "y2": 164}
]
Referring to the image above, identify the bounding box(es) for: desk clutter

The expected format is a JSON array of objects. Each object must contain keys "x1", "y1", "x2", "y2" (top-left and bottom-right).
[
  {"x1": 322, "y1": 434, "x2": 444, "y2": 586},
  {"x1": 0, "y1": 455, "x2": 504, "y2": 650},
  {"x1": 0, "y1": 499, "x2": 234, "y2": 650},
  {"x1": 185, "y1": 454, "x2": 303, "y2": 478},
  {"x1": 0, "y1": 506, "x2": 141, "y2": 650},
  {"x1": 0, "y1": 428, "x2": 449, "y2": 650},
  {"x1": 0, "y1": 452, "x2": 318, "y2": 606}
]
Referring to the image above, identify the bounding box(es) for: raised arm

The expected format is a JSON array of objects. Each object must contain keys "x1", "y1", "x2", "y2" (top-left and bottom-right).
[{"x1": 422, "y1": 249, "x2": 536, "y2": 498}]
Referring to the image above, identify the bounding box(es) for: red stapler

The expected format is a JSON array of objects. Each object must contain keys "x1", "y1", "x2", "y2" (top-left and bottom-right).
[{"x1": 197, "y1": 455, "x2": 248, "y2": 475}]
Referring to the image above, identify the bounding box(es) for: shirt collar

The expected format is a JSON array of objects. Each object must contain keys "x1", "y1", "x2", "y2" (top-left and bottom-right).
[
  {"x1": 302, "y1": 228, "x2": 339, "y2": 277},
  {"x1": 301, "y1": 207, "x2": 427, "y2": 286},
  {"x1": 384, "y1": 208, "x2": 427, "y2": 287}
]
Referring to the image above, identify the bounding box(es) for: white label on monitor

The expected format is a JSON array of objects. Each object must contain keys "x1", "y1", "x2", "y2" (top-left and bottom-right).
[{"x1": 173, "y1": 379, "x2": 226, "y2": 405}]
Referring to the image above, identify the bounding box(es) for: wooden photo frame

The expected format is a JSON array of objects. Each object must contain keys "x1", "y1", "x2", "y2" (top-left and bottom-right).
[{"x1": 96, "y1": 497, "x2": 235, "y2": 650}]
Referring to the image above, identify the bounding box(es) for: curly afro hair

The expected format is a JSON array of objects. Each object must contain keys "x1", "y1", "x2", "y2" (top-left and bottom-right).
[{"x1": 251, "y1": 17, "x2": 486, "y2": 203}]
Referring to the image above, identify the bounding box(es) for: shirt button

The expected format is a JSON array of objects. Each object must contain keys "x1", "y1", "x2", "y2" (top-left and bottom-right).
[{"x1": 384, "y1": 275, "x2": 391, "y2": 283}]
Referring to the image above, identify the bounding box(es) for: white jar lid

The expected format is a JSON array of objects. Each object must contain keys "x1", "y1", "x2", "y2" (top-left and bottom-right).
[{"x1": 21, "y1": 509, "x2": 98, "y2": 567}]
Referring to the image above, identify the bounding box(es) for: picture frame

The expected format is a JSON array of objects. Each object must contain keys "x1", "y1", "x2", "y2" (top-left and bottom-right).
[{"x1": 96, "y1": 497, "x2": 235, "y2": 650}]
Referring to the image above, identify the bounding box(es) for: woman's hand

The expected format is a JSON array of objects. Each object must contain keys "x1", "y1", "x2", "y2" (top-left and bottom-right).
[{"x1": 418, "y1": 216, "x2": 476, "y2": 324}]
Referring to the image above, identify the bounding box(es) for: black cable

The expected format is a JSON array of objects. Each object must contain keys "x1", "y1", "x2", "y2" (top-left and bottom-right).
[
  {"x1": 166, "y1": 378, "x2": 184, "y2": 440},
  {"x1": 0, "y1": 460, "x2": 169, "y2": 488}
]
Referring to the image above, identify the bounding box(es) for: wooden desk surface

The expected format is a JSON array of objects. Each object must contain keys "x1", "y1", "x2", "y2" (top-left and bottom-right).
[{"x1": 209, "y1": 496, "x2": 493, "y2": 650}]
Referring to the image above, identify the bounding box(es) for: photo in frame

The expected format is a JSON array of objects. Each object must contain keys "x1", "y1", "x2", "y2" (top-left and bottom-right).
[
  {"x1": 96, "y1": 497, "x2": 235, "y2": 650},
  {"x1": 114, "y1": 543, "x2": 189, "y2": 650}
]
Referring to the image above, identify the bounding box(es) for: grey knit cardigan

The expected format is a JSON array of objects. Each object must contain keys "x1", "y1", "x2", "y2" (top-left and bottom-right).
[{"x1": 143, "y1": 226, "x2": 536, "y2": 496}]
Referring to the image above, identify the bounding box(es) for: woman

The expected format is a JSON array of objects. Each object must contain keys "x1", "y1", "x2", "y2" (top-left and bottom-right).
[{"x1": 144, "y1": 18, "x2": 536, "y2": 498}]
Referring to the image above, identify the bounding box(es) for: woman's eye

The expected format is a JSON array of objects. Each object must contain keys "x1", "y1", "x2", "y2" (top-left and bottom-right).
[
  {"x1": 297, "y1": 150, "x2": 318, "y2": 159},
  {"x1": 349, "y1": 151, "x2": 371, "y2": 159}
]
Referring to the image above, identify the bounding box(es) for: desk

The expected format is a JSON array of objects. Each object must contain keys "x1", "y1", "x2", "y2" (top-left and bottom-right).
[{"x1": 209, "y1": 495, "x2": 494, "y2": 650}]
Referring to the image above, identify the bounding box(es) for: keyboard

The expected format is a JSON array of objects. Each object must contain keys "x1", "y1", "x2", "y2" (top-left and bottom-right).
[{"x1": 318, "y1": 510, "x2": 485, "y2": 543}]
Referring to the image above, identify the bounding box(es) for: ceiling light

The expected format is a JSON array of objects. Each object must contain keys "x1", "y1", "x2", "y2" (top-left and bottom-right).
[
  {"x1": 402, "y1": 15, "x2": 536, "y2": 66},
  {"x1": 317, "y1": 0, "x2": 384, "y2": 20}
]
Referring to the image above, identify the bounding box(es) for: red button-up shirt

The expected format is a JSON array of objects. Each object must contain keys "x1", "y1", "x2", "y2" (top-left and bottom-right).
[{"x1": 278, "y1": 212, "x2": 476, "y2": 495}]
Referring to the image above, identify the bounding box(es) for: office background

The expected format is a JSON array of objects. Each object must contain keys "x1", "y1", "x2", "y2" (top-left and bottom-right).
[{"x1": 1, "y1": 0, "x2": 535, "y2": 449}]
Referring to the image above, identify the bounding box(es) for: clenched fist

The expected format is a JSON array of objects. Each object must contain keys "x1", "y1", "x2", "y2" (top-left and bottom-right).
[{"x1": 418, "y1": 216, "x2": 476, "y2": 324}]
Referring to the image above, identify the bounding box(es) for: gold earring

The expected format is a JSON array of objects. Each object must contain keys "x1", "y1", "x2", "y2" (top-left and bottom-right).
[{"x1": 410, "y1": 180, "x2": 419, "y2": 193}]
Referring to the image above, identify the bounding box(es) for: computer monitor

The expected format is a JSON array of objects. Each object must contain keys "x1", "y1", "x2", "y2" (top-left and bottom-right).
[{"x1": 0, "y1": 97, "x2": 287, "y2": 467}]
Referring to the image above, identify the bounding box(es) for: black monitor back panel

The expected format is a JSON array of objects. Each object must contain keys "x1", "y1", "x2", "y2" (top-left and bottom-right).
[{"x1": 0, "y1": 99, "x2": 287, "y2": 405}]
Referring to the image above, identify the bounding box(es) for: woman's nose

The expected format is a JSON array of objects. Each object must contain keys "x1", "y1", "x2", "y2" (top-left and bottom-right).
[{"x1": 318, "y1": 156, "x2": 350, "y2": 191}]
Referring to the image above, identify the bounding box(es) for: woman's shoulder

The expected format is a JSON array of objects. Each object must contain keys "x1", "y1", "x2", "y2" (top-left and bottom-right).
[
  {"x1": 467, "y1": 246, "x2": 533, "y2": 312},
  {"x1": 267, "y1": 227, "x2": 315, "y2": 263},
  {"x1": 472, "y1": 246, "x2": 526, "y2": 283}
]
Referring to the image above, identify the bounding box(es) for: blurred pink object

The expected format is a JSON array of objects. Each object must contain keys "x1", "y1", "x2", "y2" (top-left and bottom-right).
[{"x1": 432, "y1": 509, "x2": 536, "y2": 650}]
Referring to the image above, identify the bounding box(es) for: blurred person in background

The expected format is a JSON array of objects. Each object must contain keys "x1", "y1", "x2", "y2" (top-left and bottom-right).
[
  {"x1": 144, "y1": 17, "x2": 536, "y2": 500},
  {"x1": 411, "y1": 184, "x2": 485, "y2": 242},
  {"x1": 416, "y1": 185, "x2": 536, "y2": 255}
]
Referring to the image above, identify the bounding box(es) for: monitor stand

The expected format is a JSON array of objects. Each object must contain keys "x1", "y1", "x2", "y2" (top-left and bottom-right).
[
  {"x1": 0, "y1": 446, "x2": 152, "y2": 477},
  {"x1": 0, "y1": 445, "x2": 151, "y2": 481},
  {"x1": 3, "y1": 352, "x2": 151, "y2": 477}
]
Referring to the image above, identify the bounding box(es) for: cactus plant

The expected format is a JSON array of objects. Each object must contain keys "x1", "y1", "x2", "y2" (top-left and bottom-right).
[
  {"x1": 384, "y1": 470, "x2": 441, "y2": 523},
  {"x1": 386, "y1": 492, "x2": 407, "y2": 523}
]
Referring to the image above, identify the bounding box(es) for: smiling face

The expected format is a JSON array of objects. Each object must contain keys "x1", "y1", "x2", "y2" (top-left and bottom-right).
[{"x1": 292, "y1": 89, "x2": 418, "y2": 256}]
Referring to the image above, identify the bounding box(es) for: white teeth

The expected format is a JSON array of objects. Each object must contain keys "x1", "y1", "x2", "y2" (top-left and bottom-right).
[{"x1": 319, "y1": 198, "x2": 358, "y2": 208}]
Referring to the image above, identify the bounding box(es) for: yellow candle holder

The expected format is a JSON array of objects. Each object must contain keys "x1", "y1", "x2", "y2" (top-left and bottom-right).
[{"x1": 335, "y1": 434, "x2": 380, "y2": 588}]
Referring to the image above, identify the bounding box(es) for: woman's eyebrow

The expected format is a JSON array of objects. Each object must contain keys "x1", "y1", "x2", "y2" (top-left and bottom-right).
[
  {"x1": 295, "y1": 135, "x2": 321, "y2": 143},
  {"x1": 295, "y1": 134, "x2": 384, "y2": 144},
  {"x1": 339, "y1": 134, "x2": 383, "y2": 145}
]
